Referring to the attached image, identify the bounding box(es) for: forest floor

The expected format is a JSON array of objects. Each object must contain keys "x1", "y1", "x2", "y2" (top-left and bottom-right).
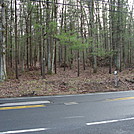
[{"x1": 0, "y1": 64, "x2": 134, "y2": 98}]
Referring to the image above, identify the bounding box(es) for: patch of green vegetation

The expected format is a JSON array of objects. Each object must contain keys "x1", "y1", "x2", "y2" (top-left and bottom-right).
[
  {"x1": 69, "y1": 88, "x2": 77, "y2": 91},
  {"x1": 84, "y1": 79, "x2": 91, "y2": 82},
  {"x1": 28, "y1": 80, "x2": 38, "y2": 84},
  {"x1": 47, "y1": 71, "x2": 53, "y2": 75},
  {"x1": 32, "y1": 88, "x2": 42, "y2": 91},
  {"x1": 48, "y1": 88, "x2": 53, "y2": 92},
  {"x1": 0, "y1": 81, "x2": 4, "y2": 85}
]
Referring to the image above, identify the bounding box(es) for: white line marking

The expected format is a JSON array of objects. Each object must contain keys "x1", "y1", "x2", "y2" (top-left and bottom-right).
[
  {"x1": 64, "y1": 102, "x2": 78, "y2": 105},
  {"x1": 86, "y1": 117, "x2": 134, "y2": 126},
  {"x1": 0, "y1": 128, "x2": 49, "y2": 134},
  {"x1": 0, "y1": 101, "x2": 50, "y2": 107},
  {"x1": 64, "y1": 116, "x2": 84, "y2": 119}
]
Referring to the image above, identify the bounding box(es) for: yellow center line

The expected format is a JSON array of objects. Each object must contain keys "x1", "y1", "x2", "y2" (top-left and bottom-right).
[
  {"x1": 0, "y1": 105, "x2": 46, "y2": 110},
  {"x1": 107, "y1": 97, "x2": 134, "y2": 101}
]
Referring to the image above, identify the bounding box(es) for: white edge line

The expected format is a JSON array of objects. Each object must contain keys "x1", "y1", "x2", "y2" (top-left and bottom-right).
[
  {"x1": 1, "y1": 128, "x2": 49, "y2": 134},
  {"x1": 1, "y1": 90, "x2": 134, "y2": 100},
  {"x1": 86, "y1": 117, "x2": 134, "y2": 126},
  {"x1": 0, "y1": 101, "x2": 50, "y2": 107}
]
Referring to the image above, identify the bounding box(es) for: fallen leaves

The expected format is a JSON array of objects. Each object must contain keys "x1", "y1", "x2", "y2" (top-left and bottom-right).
[{"x1": 0, "y1": 67, "x2": 133, "y2": 98}]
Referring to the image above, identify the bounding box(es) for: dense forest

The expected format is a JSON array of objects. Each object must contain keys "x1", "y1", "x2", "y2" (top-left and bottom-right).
[{"x1": 0, "y1": 0, "x2": 134, "y2": 81}]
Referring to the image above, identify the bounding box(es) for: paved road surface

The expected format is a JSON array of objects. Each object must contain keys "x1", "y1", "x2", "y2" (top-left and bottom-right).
[{"x1": 1, "y1": 91, "x2": 134, "y2": 133}]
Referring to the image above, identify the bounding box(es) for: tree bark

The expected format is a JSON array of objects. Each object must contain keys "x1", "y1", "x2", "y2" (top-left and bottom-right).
[
  {"x1": 15, "y1": 0, "x2": 18, "y2": 79},
  {"x1": 0, "y1": 1, "x2": 7, "y2": 80}
]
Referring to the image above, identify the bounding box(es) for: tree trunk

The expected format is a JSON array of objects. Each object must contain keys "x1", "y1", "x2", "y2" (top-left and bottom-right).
[
  {"x1": 0, "y1": 1, "x2": 7, "y2": 80},
  {"x1": 46, "y1": 0, "x2": 52, "y2": 74},
  {"x1": 15, "y1": 0, "x2": 18, "y2": 79},
  {"x1": 91, "y1": 0, "x2": 97, "y2": 73},
  {"x1": 77, "y1": 50, "x2": 80, "y2": 77}
]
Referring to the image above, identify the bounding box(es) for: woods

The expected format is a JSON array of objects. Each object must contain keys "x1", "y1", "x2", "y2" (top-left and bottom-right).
[{"x1": 0, "y1": 0, "x2": 134, "y2": 80}]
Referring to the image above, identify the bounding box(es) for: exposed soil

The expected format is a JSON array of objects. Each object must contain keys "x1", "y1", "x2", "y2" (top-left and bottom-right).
[{"x1": 0, "y1": 65, "x2": 134, "y2": 98}]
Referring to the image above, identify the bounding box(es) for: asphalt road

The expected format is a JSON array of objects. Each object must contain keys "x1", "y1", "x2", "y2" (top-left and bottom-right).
[{"x1": 1, "y1": 91, "x2": 134, "y2": 134}]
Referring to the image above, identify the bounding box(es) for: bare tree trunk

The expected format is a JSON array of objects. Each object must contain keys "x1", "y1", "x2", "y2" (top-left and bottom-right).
[
  {"x1": 91, "y1": 0, "x2": 97, "y2": 73},
  {"x1": 77, "y1": 50, "x2": 80, "y2": 77},
  {"x1": 0, "y1": 0, "x2": 7, "y2": 80},
  {"x1": 59, "y1": 0, "x2": 65, "y2": 66},
  {"x1": 64, "y1": 1, "x2": 67, "y2": 72},
  {"x1": 46, "y1": 0, "x2": 52, "y2": 74},
  {"x1": 15, "y1": 0, "x2": 18, "y2": 79},
  {"x1": 26, "y1": 20, "x2": 29, "y2": 70},
  {"x1": 39, "y1": 2, "x2": 43, "y2": 75},
  {"x1": 54, "y1": 42, "x2": 57, "y2": 74},
  {"x1": 10, "y1": 0, "x2": 13, "y2": 68},
  {"x1": 80, "y1": 1, "x2": 86, "y2": 70},
  {"x1": 29, "y1": 12, "x2": 32, "y2": 68},
  {"x1": 42, "y1": 4, "x2": 46, "y2": 79}
]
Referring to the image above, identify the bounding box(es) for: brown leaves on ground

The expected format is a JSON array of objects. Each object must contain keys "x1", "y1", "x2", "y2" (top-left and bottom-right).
[{"x1": 0, "y1": 66, "x2": 133, "y2": 98}]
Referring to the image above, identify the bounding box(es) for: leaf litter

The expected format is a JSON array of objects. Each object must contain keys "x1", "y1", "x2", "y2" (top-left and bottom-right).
[{"x1": 0, "y1": 66, "x2": 133, "y2": 98}]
